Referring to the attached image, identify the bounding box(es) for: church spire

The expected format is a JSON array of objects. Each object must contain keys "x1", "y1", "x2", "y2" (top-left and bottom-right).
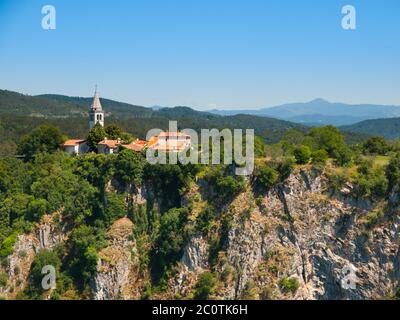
[
  {"x1": 91, "y1": 85, "x2": 103, "y2": 111},
  {"x1": 89, "y1": 85, "x2": 105, "y2": 130}
]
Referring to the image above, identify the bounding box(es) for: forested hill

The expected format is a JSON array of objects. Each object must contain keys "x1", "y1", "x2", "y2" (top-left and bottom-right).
[
  {"x1": 0, "y1": 89, "x2": 310, "y2": 145},
  {"x1": 0, "y1": 88, "x2": 370, "y2": 156},
  {"x1": 341, "y1": 117, "x2": 400, "y2": 140},
  {"x1": 38, "y1": 94, "x2": 153, "y2": 118}
]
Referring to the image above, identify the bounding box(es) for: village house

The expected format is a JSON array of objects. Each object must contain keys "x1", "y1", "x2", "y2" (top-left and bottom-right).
[
  {"x1": 63, "y1": 87, "x2": 191, "y2": 155},
  {"x1": 149, "y1": 132, "x2": 191, "y2": 152},
  {"x1": 97, "y1": 138, "x2": 122, "y2": 154},
  {"x1": 97, "y1": 138, "x2": 148, "y2": 154},
  {"x1": 63, "y1": 139, "x2": 88, "y2": 155}
]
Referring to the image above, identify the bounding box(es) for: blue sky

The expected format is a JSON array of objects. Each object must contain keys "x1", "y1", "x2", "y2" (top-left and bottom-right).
[{"x1": 0, "y1": 0, "x2": 399, "y2": 109}]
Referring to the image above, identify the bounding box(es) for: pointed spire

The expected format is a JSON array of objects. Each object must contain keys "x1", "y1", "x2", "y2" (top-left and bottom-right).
[{"x1": 91, "y1": 85, "x2": 103, "y2": 111}]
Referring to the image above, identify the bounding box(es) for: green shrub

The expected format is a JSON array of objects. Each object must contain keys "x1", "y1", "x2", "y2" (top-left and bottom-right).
[
  {"x1": 386, "y1": 154, "x2": 400, "y2": 192},
  {"x1": 276, "y1": 158, "x2": 295, "y2": 181},
  {"x1": 0, "y1": 233, "x2": 17, "y2": 258},
  {"x1": 363, "y1": 137, "x2": 390, "y2": 155},
  {"x1": 256, "y1": 165, "x2": 279, "y2": 189},
  {"x1": 204, "y1": 166, "x2": 246, "y2": 202},
  {"x1": 280, "y1": 277, "x2": 300, "y2": 294},
  {"x1": 311, "y1": 149, "x2": 328, "y2": 165},
  {"x1": 293, "y1": 145, "x2": 311, "y2": 165},
  {"x1": 196, "y1": 207, "x2": 215, "y2": 235},
  {"x1": 333, "y1": 146, "x2": 353, "y2": 167},
  {"x1": 193, "y1": 272, "x2": 217, "y2": 300},
  {"x1": 364, "y1": 210, "x2": 383, "y2": 229},
  {"x1": 0, "y1": 271, "x2": 8, "y2": 288},
  {"x1": 28, "y1": 198, "x2": 49, "y2": 221},
  {"x1": 260, "y1": 285, "x2": 273, "y2": 300},
  {"x1": 328, "y1": 173, "x2": 348, "y2": 194}
]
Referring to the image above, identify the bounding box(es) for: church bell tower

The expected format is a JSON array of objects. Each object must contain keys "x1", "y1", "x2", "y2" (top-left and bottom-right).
[{"x1": 89, "y1": 86, "x2": 105, "y2": 130}]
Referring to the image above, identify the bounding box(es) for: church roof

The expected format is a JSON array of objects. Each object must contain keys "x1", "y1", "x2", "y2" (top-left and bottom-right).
[{"x1": 90, "y1": 86, "x2": 103, "y2": 111}]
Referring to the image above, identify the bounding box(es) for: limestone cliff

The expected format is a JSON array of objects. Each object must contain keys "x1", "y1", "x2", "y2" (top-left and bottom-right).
[
  {"x1": 2, "y1": 168, "x2": 399, "y2": 300},
  {"x1": 0, "y1": 213, "x2": 68, "y2": 299},
  {"x1": 171, "y1": 168, "x2": 399, "y2": 300}
]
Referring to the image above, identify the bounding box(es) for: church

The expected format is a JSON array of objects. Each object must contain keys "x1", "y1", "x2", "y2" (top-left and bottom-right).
[
  {"x1": 63, "y1": 87, "x2": 191, "y2": 155},
  {"x1": 88, "y1": 86, "x2": 105, "y2": 130}
]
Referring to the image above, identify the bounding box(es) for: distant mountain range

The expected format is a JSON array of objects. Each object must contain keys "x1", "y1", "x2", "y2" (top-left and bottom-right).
[{"x1": 209, "y1": 98, "x2": 400, "y2": 126}]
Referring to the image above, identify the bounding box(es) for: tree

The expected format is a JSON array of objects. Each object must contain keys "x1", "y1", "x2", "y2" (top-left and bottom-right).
[
  {"x1": 26, "y1": 249, "x2": 61, "y2": 298},
  {"x1": 256, "y1": 165, "x2": 279, "y2": 189},
  {"x1": 114, "y1": 149, "x2": 145, "y2": 188},
  {"x1": 308, "y1": 125, "x2": 346, "y2": 157},
  {"x1": 17, "y1": 125, "x2": 65, "y2": 160},
  {"x1": 196, "y1": 207, "x2": 215, "y2": 235},
  {"x1": 281, "y1": 129, "x2": 305, "y2": 152},
  {"x1": 193, "y1": 272, "x2": 217, "y2": 300},
  {"x1": 311, "y1": 149, "x2": 328, "y2": 165},
  {"x1": 105, "y1": 124, "x2": 123, "y2": 140},
  {"x1": 293, "y1": 145, "x2": 311, "y2": 164},
  {"x1": 386, "y1": 153, "x2": 400, "y2": 192},
  {"x1": 87, "y1": 123, "x2": 106, "y2": 152},
  {"x1": 363, "y1": 136, "x2": 390, "y2": 155},
  {"x1": 152, "y1": 208, "x2": 188, "y2": 281},
  {"x1": 333, "y1": 145, "x2": 353, "y2": 167},
  {"x1": 254, "y1": 136, "x2": 266, "y2": 157},
  {"x1": 67, "y1": 225, "x2": 105, "y2": 289}
]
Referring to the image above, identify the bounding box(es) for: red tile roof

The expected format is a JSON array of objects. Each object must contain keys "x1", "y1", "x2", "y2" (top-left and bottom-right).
[
  {"x1": 63, "y1": 139, "x2": 86, "y2": 147},
  {"x1": 122, "y1": 142, "x2": 146, "y2": 152},
  {"x1": 98, "y1": 139, "x2": 122, "y2": 149}
]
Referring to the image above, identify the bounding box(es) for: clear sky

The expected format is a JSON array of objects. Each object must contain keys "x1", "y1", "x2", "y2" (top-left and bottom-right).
[{"x1": 0, "y1": 0, "x2": 399, "y2": 109}]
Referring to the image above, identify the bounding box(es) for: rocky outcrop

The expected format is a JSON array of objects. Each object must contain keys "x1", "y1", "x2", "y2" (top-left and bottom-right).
[
  {"x1": 173, "y1": 168, "x2": 400, "y2": 300},
  {"x1": 92, "y1": 217, "x2": 142, "y2": 300},
  {"x1": 0, "y1": 213, "x2": 67, "y2": 299},
  {"x1": 181, "y1": 234, "x2": 209, "y2": 272}
]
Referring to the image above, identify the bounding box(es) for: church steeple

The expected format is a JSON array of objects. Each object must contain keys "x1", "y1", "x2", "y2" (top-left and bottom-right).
[{"x1": 89, "y1": 85, "x2": 105, "y2": 130}]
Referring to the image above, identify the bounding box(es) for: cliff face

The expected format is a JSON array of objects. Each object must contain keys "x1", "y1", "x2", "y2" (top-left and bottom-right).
[
  {"x1": 91, "y1": 217, "x2": 143, "y2": 300},
  {"x1": 0, "y1": 213, "x2": 68, "y2": 299},
  {"x1": 2, "y1": 169, "x2": 399, "y2": 300},
  {"x1": 169, "y1": 168, "x2": 399, "y2": 300}
]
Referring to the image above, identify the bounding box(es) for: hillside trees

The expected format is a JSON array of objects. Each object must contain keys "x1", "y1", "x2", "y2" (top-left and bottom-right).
[
  {"x1": 362, "y1": 136, "x2": 391, "y2": 155},
  {"x1": 17, "y1": 124, "x2": 65, "y2": 160},
  {"x1": 151, "y1": 207, "x2": 189, "y2": 283},
  {"x1": 114, "y1": 149, "x2": 146, "y2": 189}
]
